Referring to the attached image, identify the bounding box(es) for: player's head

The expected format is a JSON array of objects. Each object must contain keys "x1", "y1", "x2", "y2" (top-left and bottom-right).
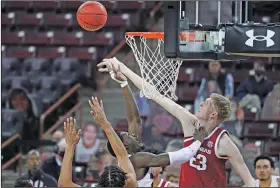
[
  {"x1": 143, "y1": 148, "x2": 165, "y2": 178},
  {"x1": 195, "y1": 93, "x2": 231, "y2": 123},
  {"x1": 27, "y1": 150, "x2": 41, "y2": 173},
  {"x1": 254, "y1": 155, "x2": 275, "y2": 181},
  {"x1": 165, "y1": 172, "x2": 180, "y2": 184},
  {"x1": 208, "y1": 61, "x2": 221, "y2": 74},
  {"x1": 97, "y1": 165, "x2": 128, "y2": 187},
  {"x1": 14, "y1": 180, "x2": 33, "y2": 187},
  {"x1": 107, "y1": 131, "x2": 144, "y2": 157},
  {"x1": 254, "y1": 60, "x2": 266, "y2": 76}
]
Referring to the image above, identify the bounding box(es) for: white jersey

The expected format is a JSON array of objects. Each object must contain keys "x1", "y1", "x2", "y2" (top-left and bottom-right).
[
  {"x1": 255, "y1": 175, "x2": 279, "y2": 187},
  {"x1": 137, "y1": 168, "x2": 153, "y2": 187},
  {"x1": 118, "y1": 155, "x2": 153, "y2": 187}
]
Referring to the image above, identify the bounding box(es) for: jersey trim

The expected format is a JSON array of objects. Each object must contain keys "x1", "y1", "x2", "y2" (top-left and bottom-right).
[
  {"x1": 214, "y1": 130, "x2": 229, "y2": 159},
  {"x1": 184, "y1": 126, "x2": 219, "y2": 142}
]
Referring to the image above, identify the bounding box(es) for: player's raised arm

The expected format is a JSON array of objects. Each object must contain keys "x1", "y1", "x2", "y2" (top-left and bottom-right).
[
  {"x1": 130, "y1": 127, "x2": 206, "y2": 168},
  {"x1": 98, "y1": 57, "x2": 197, "y2": 136},
  {"x1": 89, "y1": 97, "x2": 138, "y2": 187},
  {"x1": 58, "y1": 117, "x2": 81, "y2": 187},
  {"x1": 217, "y1": 133, "x2": 255, "y2": 187},
  {"x1": 108, "y1": 64, "x2": 142, "y2": 140}
]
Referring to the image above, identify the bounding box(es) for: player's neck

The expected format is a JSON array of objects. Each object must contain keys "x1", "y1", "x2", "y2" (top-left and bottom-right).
[
  {"x1": 259, "y1": 177, "x2": 272, "y2": 187},
  {"x1": 197, "y1": 119, "x2": 217, "y2": 134}
]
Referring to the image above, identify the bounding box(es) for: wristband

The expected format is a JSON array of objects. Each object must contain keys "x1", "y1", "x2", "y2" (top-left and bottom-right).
[{"x1": 120, "y1": 81, "x2": 128, "y2": 88}]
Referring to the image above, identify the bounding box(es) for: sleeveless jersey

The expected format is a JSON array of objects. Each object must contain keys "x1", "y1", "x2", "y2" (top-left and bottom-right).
[
  {"x1": 179, "y1": 127, "x2": 228, "y2": 186},
  {"x1": 157, "y1": 179, "x2": 171, "y2": 187},
  {"x1": 255, "y1": 176, "x2": 279, "y2": 187}
]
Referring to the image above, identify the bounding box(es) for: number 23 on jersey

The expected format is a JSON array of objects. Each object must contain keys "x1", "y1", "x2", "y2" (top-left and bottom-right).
[{"x1": 189, "y1": 154, "x2": 207, "y2": 171}]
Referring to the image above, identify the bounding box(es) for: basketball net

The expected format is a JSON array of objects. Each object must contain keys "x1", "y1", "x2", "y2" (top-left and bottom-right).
[{"x1": 125, "y1": 32, "x2": 182, "y2": 101}]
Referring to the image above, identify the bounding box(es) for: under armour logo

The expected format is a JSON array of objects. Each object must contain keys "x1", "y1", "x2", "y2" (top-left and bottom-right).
[{"x1": 245, "y1": 29, "x2": 275, "y2": 47}]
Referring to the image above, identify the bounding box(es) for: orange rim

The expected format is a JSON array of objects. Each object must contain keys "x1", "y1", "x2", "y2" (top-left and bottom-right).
[
  {"x1": 125, "y1": 31, "x2": 200, "y2": 42},
  {"x1": 125, "y1": 32, "x2": 164, "y2": 40}
]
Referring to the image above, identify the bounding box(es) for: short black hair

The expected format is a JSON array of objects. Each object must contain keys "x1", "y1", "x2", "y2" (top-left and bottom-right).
[
  {"x1": 14, "y1": 180, "x2": 33, "y2": 187},
  {"x1": 107, "y1": 132, "x2": 123, "y2": 157},
  {"x1": 254, "y1": 155, "x2": 275, "y2": 168},
  {"x1": 97, "y1": 165, "x2": 128, "y2": 187}
]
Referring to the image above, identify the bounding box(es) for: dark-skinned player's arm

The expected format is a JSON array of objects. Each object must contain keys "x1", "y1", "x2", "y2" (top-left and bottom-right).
[
  {"x1": 130, "y1": 127, "x2": 207, "y2": 169},
  {"x1": 97, "y1": 58, "x2": 198, "y2": 137},
  {"x1": 89, "y1": 97, "x2": 138, "y2": 187},
  {"x1": 217, "y1": 133, "x2": 255, "y2": 187},
  {"x1": 108, "y1": 64, "x2": 142, "y2": 140},
  {"x1": 58, "y1": 117, "x2": 81, "y2": 187}
]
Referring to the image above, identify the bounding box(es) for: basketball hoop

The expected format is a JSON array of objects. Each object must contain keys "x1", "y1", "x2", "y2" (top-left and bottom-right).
[{"x1": 125, "y1": 32, "x2": 184, "y2": 100}]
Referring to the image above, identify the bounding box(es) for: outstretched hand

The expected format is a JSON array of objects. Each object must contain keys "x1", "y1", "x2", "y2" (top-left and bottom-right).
[
  {"x1": 64, "y1": 117, "x2": 81, "y2": 147},
  {"x1": 193, "y1": 125, "x2": 207, "y2": 143},
  {"x1": 97, "y1": 57, "x2": 123, "y2": 73},
  {"x1": 108, "y1": 63, "x2": 127, "y2": 83},
  {"x1": 88, "y1": 97, "x2": 109, "y2": 129}
]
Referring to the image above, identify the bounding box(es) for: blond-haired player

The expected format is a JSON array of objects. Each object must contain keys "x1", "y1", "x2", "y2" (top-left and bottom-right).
[{"x1": 97, "y1": 57, "x2": 255, "y2": 187}]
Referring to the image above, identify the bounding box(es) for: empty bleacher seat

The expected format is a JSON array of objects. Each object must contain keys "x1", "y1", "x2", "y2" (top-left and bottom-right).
[
  {"x1": 67, "y1": 47, "x2": 97, "y2": 61},
  {"x1": 15, "y1": 12, "x2": 42, "y2": 27},
  {"x1": 42, "y1": 13, "x2": 72, "y2": 28},
  {"x1": 106, "y1": 14, "x2": 129, "y2": 27},
  {"x1": 5, "y1": 46, "x2": 36, "y2": 58},
  {"x1": 52, "y1": 31, "x2": 81, "y2": 46},
  {"x1": 177, "y1": 68, "x2": 195, "y2": 82},
  {"x1": 52, "y1": 58, "x2": 80, "y2": 86},
  {"x1": 23, "y1": 31, "x2": 51, "y2": 45},
  {"x1": 116, "y1": 1, "x2": 144, "y2": 10},
  {"x1": 177, "y1": 85, "x2": 199, "y2": 102},
  {"x1": 2, "y1": 109, "x2": 24, "y2": 139},
  {"x1": 242, "y1": 120, "x2": 278, "y2": 139},
  {"x1": 3, "y1": 1, "x2": 31, "y2": 10},
  {"x1": 2, "y1": 13, "x2": 14, "y2": 26},
  {"x1": 2, "y1": 30, "x2": 23, "y2": 45},
  {"x1": 37, "y1": 47, "x2": 65, "y2": 59},
  {"x1": 59, "y1": 1, "x2": 83, "y2": 11},
  {"x1": 22, "y1": 58, "x2": 52, "y2": 85},
  {"x1": 263, "y1": 141, "x2": 280, "y2": 157},
  {"x1": 31, "y1": 1, "x2": 58, "y2": 11},
  {"x1": 2, "y1": 58, "x2": 22, "y2": 77},
  {"x1": 81, "y1": 32, "x2": 113, "y2": 46},
  {"x1": 34, "y1": 76, "x2": 62, "y2": 105},
  {"x1": 7, "y1": 76, "x2": 33, "y2": 92}
]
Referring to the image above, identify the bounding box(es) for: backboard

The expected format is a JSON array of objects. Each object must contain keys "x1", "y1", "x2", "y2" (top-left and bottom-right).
[{"x1": 164, "y1": 1, "x2": 280, "y2": 60}]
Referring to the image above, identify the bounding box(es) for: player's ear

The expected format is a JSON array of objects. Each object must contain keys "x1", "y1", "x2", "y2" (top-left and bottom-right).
[{"x1": 210, "y1": 112, "x2": 218, "y2": 118}]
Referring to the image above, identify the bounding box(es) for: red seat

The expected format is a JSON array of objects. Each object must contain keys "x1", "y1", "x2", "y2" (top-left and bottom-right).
[
  {"x1": 6, "y1": 46, "x2": 35, "y2": 58},
  {"x1": 263, "y1": 141, "x2": 280, "y2": 156},
  {"x1": 37, "y1": 47, "x2": 65, "y2": 59},
  {"x1": 31, "y1": 1, "x2": 58, "y2": 10},
  {"x1": 81, "y1": 32, "x2": 113, "y2": 46},
  {"x1": 231, "y1": 70, "x2": 249, "y2": 83},
  {"x1": 23, "y1": 31, "x2": 51, "y2": 45},
  {"x1": 43, "y1": 13, "x2": 72, "y2": 27},
  {"x1": 67, "y1": 47, "x2": 97, "y2": 61},
  {"x1": 177, "y1": 68, "x2": 195, "y2": 82},
  {"x1": 2, "y1": 14, "x2": 14, "y2": 26},
  {"x1": 102, "y1": 1, "x2": 116, "y2": 10},
  {"x1": 115, "y1": 119, "x2": 128, "y2": 132},
  {"x1": 177, "y1": 85, "x2": 198, "y2": 102},
  {"x1": 59, "y1": 1, "x2": 83, "y2": 10},
  {"x1": 2, "y1": 31, "x2": 22, "y2": 45},
  {"x1": 15, "y1": 12, "x2": 41, "y2": 27},
  {"x1": 52, "y1": 32, "x2": 80, "y2": 46},
  {"x1": 106, "y1": 15, "x2": 128, "y2": 27},
  {"x1": 242, "y1": 120, "x2": 278, "y2": 139},
  {"x1": 116, "y1": 1, "x2": 144, "y2": 10},
  {"x1": 4, "y1": 1, "x2": 31, "y2": 10}
]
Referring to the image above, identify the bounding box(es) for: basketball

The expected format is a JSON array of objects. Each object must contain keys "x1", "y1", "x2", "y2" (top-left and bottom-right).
[{"x1": 76, "y1": 1, "x2": 107, "y2": 32}]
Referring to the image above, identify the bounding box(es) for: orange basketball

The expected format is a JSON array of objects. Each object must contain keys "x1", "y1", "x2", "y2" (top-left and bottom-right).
[{"x1": 76, "y1": 1, "x2": 107, "y2": 32}]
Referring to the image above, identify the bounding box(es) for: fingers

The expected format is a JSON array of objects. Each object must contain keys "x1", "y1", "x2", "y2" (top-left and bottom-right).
[
  {"x1": 100, "y1": 100, "x2": 104, "y2": 110},
  {"x1": 77, "y1": 129, "x2": 81, "y2": 138}
]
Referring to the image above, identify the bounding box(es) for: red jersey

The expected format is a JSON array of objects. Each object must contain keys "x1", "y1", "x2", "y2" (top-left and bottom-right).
[
  {"x1": 158, "y1": 179, "x2": 170, "y2": 187},
  {"x1": 179, "y1": 127, "x2": 228, "y2": 187}
]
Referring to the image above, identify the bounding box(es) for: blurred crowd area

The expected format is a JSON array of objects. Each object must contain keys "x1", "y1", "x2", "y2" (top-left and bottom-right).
[{"x1": 1, "y1": 1, "x2": 280, "y2": 187}]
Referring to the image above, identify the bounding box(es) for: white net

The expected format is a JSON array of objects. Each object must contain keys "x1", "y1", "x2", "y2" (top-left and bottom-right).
[{"x1": 125, "y1": 34, "x2": 182, "y2": 101}]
